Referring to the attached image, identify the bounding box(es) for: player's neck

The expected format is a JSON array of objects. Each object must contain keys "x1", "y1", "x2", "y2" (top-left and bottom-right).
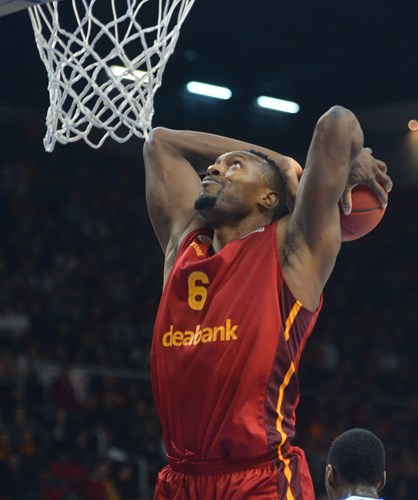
[
  {"x1": 338, "y1": 486, "x2": 381, "y2": 499},
  {"x1": 211, "y1": 219, "x2": 268, "y2": 252}
]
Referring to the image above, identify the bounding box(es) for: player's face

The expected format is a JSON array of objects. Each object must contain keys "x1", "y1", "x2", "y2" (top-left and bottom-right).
[{"x1": 194, "y1": 151, "x2": 268, "y2": 215}]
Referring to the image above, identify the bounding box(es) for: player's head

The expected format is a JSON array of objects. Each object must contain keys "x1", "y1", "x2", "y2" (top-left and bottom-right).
[
  {"x1": 325, "y1": 428, "x2": 386, "y2": 500},
  {"x1": 194, "y1": 150, "x2": 287, "y2": 224}
]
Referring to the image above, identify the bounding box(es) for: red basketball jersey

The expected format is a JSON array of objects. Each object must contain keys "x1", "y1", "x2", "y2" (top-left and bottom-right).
[{"x1": 151, "y1": 222, "x2": 321, "y2": 467}]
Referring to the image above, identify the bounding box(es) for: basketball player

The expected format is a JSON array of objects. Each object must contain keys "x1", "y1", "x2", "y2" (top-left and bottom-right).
[
  {"x1": 325, "y1": 428, "x2": 386, "y2": 500},
  {"x1": 143, "y1": 105, "x2": 392, "y2": 499}
]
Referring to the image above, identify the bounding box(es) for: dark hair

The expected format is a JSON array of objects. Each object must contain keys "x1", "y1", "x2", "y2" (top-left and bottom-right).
[
  {"x1": 246, "y1": 150, "x2": 287, "y2": 220},
  {"x1": 328, "y1": 428, "x2": 386, "y2": 486}
]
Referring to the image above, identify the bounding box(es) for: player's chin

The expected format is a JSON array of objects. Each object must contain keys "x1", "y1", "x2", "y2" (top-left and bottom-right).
[{"x1": 194, "y1": 194, "x2": 217, "y2": 211}]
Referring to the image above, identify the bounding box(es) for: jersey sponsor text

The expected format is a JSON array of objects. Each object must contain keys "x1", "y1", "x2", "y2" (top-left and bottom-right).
[{"x1": 162, "y1": 319, "x2": 238, "y2": 347}]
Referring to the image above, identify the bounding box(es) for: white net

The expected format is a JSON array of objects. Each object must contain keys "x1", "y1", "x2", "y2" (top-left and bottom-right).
[{"x1": 28, "y1": 0, "x2": 196, "y2": 151}]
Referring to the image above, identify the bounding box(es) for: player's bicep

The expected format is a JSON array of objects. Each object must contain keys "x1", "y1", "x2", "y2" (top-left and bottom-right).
[
  {"x1": 284, "y1": 118, "x2": 352, "y2": 288},
  {"x1": 143, "y1": 135, "x2": 202, "y2": 252},
  {"x1": 291, "y1": 108, "x2": 360, "y2": 250},
  {"x1": 281, "y1": 185, "x2": 342, "y2": 313},
  {"x1": 290, "y1": 152, "x2": 343, "y2": 255}
]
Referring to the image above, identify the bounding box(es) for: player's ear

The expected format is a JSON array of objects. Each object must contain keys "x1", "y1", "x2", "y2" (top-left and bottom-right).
[
  {"x1": 259, "y1": 189, "x2": 278, "y2": 210},
  {"x1": 325, "y1": 464, "x2": 335, "y2": 487},
  {"x1": 377, "y1": 471, "x2": 386, "y2": 491}
]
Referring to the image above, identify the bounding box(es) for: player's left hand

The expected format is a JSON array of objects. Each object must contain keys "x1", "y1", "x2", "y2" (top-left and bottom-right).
[{"x1": 340, "y1": 147, "x2": 393, "y2": 215}]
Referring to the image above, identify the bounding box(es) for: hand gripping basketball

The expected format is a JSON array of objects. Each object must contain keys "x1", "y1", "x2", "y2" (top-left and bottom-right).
[{"x1": 339, "y1": 185, "x2": 387, "y2": 241}]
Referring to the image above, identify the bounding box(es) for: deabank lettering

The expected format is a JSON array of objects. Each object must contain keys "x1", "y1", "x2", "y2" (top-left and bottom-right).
[{"x1": 162, "y1": 319, "x2": 238, "y2": 347}]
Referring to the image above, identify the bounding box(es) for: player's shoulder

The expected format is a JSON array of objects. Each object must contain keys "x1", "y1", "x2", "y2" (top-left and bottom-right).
[{"x1": 163, "y1": 216, "x2": 211, "y2": 285}]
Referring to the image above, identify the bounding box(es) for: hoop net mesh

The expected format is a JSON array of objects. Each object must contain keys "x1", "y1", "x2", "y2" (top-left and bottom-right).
[{"x1": 28, "y1": 0, "x2": 196, "y2": 151}]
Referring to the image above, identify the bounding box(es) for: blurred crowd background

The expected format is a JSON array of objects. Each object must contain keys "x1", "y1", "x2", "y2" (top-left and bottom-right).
[{"x1": 0, "y1": 108, "x2": 417, "y2": 499}]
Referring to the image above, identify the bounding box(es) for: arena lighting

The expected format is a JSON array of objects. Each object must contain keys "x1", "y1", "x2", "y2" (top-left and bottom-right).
[
  {"x1": 186, "y1": 81, "x2": 232, "y2": 100},
  {"x1": 408, "y1": 119, "x2": 418, "y2": 131},
  {"x1": 109, "y1": 65, "x2": 148, "y2": 82},
  {"x1": 256, "y1": 96, "x2": 300, "y2": 114}
]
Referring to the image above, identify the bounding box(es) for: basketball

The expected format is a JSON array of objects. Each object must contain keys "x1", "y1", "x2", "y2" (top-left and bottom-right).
[{"x1": 339, "y1": 186, "x2": 386, "y2": 241}]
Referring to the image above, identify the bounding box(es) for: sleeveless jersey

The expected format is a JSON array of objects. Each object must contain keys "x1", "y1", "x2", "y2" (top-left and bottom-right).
[{"x1": 151, "y1": 222, "x2": 321, "y2": 467}]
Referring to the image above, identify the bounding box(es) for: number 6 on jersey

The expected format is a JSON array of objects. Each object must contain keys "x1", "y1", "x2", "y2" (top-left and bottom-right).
[{"x1": 188, "y1": 272, "x2": 209, "y2": 310}]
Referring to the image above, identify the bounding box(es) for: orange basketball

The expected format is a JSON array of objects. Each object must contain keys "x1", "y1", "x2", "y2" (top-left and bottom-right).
[{"x1": 339, "y1": 186, "x2": 386, "y2": 241}]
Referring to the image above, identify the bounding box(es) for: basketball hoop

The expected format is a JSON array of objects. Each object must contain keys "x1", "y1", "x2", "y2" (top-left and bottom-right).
[{"x1": 28, "y1": 0, "x2": 196, "y2": 151}]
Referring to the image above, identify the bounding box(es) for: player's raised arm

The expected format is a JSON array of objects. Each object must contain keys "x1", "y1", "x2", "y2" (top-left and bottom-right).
[
  {"x1": 281, "y1": 106, "x2": 392, "y2": 312},
  {"x1": 143, "y1": 127, "x2": 299, "y2": 255},
  {"x1": 143, "y1": 127, "x2": 207, "y2": 255}
]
